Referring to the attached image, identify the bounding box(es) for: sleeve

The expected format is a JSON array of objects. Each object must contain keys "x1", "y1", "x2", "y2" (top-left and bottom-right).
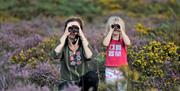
[
  {"x1": 50, "y1": 42, "x2": 64, "y2": 60},
  {"x1": 50, "y1": 50, "x2": 63, "y2": 59}
]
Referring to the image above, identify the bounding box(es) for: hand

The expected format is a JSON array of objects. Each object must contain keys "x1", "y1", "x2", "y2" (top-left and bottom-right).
[
  {"x1": 109, "y1": 26, "x2": 114, "y2": 32},
  {"x1": 64, "y1": 27, "x2": 70, "y2": 36},
  {"x1": 120, "y1": 29, "x2": 125, "y2": 34},
  {"x1": 75, "y1": 38, "x2": 79, "y2": 46},
  {"x1": 78, "y1": 27, "x2": 87, "y2": 42},
  {"x1": 77, "y1": 27, "x2": 89, "y2": 46},
  {"x1": 59, "y1": 27, "x2": 70, "y2": 43},
  {"x1": 78, "y1": 27, "x2": 84, "y2": 37}
]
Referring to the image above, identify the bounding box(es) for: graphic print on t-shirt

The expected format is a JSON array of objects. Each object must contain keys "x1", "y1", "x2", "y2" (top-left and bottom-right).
[
  {"x1": 69, "y1": 51, "x2": 82, "y2": 66},
  {"x1": 109, "y1": 44, "x2": 115, "y2": 50},
  {"x1": 108, "y1": 51, "x2": 114, "y2": 56},
  {"x1": 116, "y1": 45, "x2": 121, "y2": 50},
  {"x1": 108, "y1": 44, "x2": 122, "y2": 57}
]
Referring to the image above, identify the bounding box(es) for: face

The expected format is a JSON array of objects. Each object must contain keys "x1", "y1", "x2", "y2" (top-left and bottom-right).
[{"x1": 66, "y1": 21, "x2": 80, "y2": 40}]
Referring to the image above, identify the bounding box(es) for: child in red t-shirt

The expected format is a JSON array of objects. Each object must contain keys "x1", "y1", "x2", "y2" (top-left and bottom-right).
[{"x1": 103, "y1": 16, "x2": 131, "y2": 91}]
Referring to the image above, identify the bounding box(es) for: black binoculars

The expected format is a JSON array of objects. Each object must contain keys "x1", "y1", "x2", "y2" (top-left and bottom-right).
[
  {"x1": 111, "y1": 24, "x2": 121, "y2": 30},
  {"x1": 68, "y1": 25, "x2": 79, "y2": 33}
]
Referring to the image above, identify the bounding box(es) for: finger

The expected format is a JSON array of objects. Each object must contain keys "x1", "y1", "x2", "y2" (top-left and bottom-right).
[
  {"x1": 79, "y1": 28, "x2": 83, "y2": 33},
  {"x1": 64, "y1": 31, "x2": 70, "y2": 36},
  {"x1": 75, "y1": 38, "x2": 79, "y2": 45},
  {"x1": 79, "y1": 29, "x2": 84, "y2": 36},
  {"x1": 66, "y1": 27, "x2": 69, "y2": 32},
  {"x1": 110, "y1": 27, "x2": 114, "y2": 31},
  {"x1": 121, "y1": 30, "x2": 125, "y2": 34}
]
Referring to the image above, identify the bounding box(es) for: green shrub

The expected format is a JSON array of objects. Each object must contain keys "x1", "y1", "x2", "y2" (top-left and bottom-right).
[
  {"x1": 135, "y1": 23, "x2": 152, "y2": 35},
  {"x1": 0, "y1": 0, "x2": 101, "y2": 21},
  {"x1": 11, "y1": 36, "x2": 59, "y2": 67},
  {"x1": 95, "y1": 52, "x2": 106, "y2": 81},
  {"x1": 97, "y1": 0, "x2": 180, "y2": 18},
  {"x1": 128, "y1": 41, "x2": 179, "y2": 90},
  {"x1": 151, "y1": 21, "x2": 180, "y2": 45}
]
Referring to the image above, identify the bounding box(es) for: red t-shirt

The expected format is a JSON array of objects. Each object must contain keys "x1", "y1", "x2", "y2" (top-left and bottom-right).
[{"x1": 105, "y1": 39, "x2": 128, "y2": 67}]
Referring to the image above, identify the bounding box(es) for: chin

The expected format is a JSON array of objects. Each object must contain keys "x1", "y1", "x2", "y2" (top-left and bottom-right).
[{"x1": 68, "y1": 35, "x2": 75, "y2": 39}]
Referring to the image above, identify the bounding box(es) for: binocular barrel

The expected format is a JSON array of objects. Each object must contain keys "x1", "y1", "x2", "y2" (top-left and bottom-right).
[{"x1": 68, "y1": 25, "x2": 79, "y2": 33}]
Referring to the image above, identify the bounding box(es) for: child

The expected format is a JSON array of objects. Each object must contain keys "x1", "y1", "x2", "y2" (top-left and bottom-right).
[{"x1": 103, "y1": 16, "x2": 131, "y2": 91}]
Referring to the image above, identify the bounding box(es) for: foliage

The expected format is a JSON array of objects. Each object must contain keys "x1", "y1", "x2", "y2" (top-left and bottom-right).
[
  {"x1": 1, "y1": 0, "x2": 179, "y2": 21},
  {"x1": 0, "y1": 65, "x2": 15, "y2": 90},
  {"x1": 97, "y1": 0, "x2": 180, "y2": 18},
  {"x1": 135, "y1": 23, "x2": 152, "y2": 35},
  {"x1": 150, "y1": 21, "x2": 180, "y2": 45},
  {"x1": 11, "y1": 36, "x2": 59, "y2": 67},
  {"x1": 95, "y1": 52, "x2": 106, "y2": 81},
  {"x1": 0, "y1": 0, "x2": 180, "y2": 90},
  {"x1": 0, "y1": 0, "x2": 101, "y2": 21},
  {"x1": 6, "y1": 83, "x2": 50, "y2": 91},
  {"x1": 60, "y1": 82, "x2": 81, "y2": 91},
  {"x1": 128, "y1": 41, "x2": 180, "y2": 90},
  {"x1": 29, "y1": 62, "x2": 60, "y2": 87}
]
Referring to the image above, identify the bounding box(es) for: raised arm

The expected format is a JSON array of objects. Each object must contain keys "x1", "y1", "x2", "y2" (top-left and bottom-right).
[
  {"x1": 55, "y1": 29, "x2": 70, "y2": 53},
  {"x1": 79, "y1": 29, "x2": 93, "y2": 59},
  {"x1": 121, "y1": 30, "x2": 131, "y2": 46},
  {"x1": 103, "y1": 28, "x2": 113, "y2": 46}
]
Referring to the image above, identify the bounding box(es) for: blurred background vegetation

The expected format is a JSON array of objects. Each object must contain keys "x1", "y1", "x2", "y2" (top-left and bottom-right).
[
  {"x1": 0, "y1": 0, "x2": 179, "y2": 22},
  {"x1": 0, "y1": 0, "x2": 179, "y2": 91}
]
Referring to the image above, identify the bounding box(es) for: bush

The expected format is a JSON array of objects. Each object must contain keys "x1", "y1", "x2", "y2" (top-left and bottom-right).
[
  {"x1": 0, "y1": 65, "x2": 16, "y2": 90},
  {"x1": 135, "y1": 23, "x2": 152, "y2": 35},
  {"x1": 11, "y1": 36, "x2": 58, "y2": 67},
  {"x1": 29, "y1": 62, "x2": 60, "y2": 87},
  {"x1": 128, "y1": 41, "x2": 180, "y2": 90},
  {"x1": 6, "y1": 83, "x2": 50, "y2": 91},
  {"x1": 150, "y1": 21, "x2": 180, "y2": 45},
  {"x1": 97, "y1": 0, "x2": 179, "y2": 18},
  {"x1": 0, "y1": 0, "x2": 101, "y2": 21},
  {"x1": 94, "y1": 52, "x2": 106, "y2": 81}
]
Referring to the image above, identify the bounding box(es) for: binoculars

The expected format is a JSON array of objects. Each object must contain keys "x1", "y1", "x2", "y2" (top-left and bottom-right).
[
  {"x1": 68, "y1": 25, "x2": 79, "y2": 33},
  {"x1": 111, "y1": 24, "x2": 121, "y2": 30}
]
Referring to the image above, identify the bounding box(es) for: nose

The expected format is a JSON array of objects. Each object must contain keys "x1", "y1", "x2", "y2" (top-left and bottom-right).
[{"x1": 70, "y1": 32, "x2": 78, "y2": 35}]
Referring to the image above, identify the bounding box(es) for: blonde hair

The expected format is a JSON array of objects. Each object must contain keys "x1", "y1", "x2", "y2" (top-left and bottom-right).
[{"x1": 105, "y1": 16, "x2": 125, "y2": 35}]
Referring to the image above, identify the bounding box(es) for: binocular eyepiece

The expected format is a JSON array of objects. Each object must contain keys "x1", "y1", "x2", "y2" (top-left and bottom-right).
[
  {"x1": 111, "y1": 24, "x2": 121, "y2": 30},
  {"x1": 68, "y1": 25, "x2": 79, "y2": 33}
]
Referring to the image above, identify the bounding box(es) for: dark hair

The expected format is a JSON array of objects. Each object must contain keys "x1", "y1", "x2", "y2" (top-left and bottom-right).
[{"x1": 64, "y1": 17, "x2": 83, "y2": 31}]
